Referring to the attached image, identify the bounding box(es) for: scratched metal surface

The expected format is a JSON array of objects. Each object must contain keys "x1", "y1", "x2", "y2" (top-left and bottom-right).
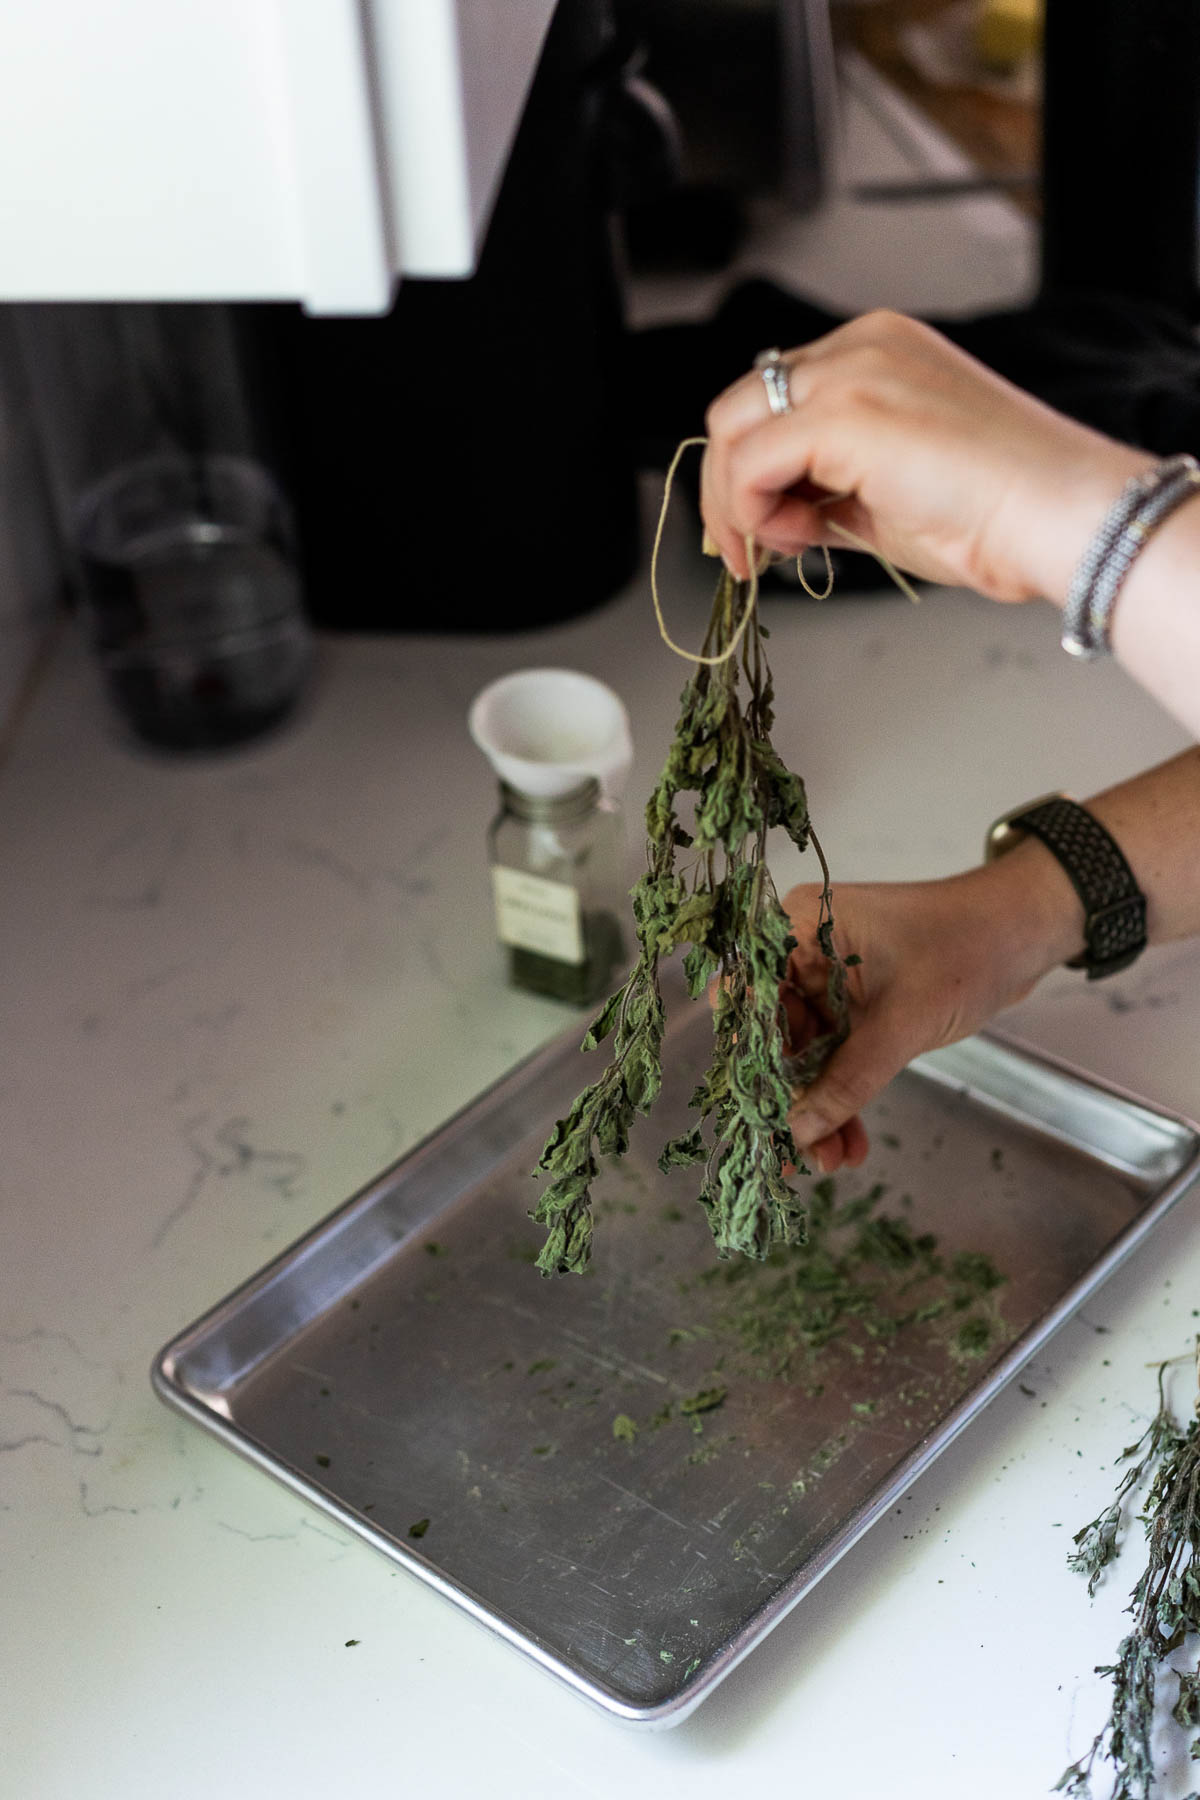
[{"x1": 155, "y1": 1000, "x2": 1200, "y2": 1725}]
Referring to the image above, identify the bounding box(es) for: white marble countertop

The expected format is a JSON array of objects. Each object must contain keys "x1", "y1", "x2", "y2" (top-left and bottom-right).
[{"x1": 4, "y1": 482, "x2": 1199, "y2": 1800}]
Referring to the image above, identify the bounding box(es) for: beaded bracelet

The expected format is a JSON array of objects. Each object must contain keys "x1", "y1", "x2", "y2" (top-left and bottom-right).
[{"x1": 1061, "y1": 453, "x2": 1200, "y2": 659}]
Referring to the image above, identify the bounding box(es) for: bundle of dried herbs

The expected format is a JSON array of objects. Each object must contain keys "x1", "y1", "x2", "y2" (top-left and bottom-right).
[
  {"x1": 532, "y1": 564, "x2": 853, "y2": 1276},
  {"x1": 1058, "y1": 1346, "x2": 1200, "y2": 1799}
]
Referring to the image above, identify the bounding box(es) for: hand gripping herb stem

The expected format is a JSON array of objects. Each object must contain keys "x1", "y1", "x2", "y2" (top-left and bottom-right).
[
  {"x1": 1058, "y1": 1344, "x2": 1200, "y2": 1800},
  {"x1": 531, "y1": 564, "x2": 853, "y2": 1276}
]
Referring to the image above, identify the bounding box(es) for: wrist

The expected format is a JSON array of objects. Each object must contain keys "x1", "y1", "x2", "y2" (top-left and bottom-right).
[
  {"x1": 955, "y1": 840, "x2": 1086, "y2": 1007},
  {"x1": 1000, "y1": 435, "x2": 1152, "y2": 609}
]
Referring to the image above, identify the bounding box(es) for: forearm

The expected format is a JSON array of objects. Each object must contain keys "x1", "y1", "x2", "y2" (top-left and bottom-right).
[
  {"x1": 1084, "y1": 748, "x2": 1200, "y2": 945},
  {"x1": 1108, "y1": 520, "x2": 1200, "y2": 739}
]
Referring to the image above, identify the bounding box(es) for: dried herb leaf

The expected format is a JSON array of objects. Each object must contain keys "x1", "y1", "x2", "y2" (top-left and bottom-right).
[{"x1": 679, "y1": 1385, "x2": 728, "y2": 1416}]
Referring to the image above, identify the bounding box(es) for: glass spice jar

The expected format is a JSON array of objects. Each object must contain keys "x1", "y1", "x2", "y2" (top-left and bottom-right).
[{"x1": 488, "y1": 777, "x2": 627, "y2": 1004}]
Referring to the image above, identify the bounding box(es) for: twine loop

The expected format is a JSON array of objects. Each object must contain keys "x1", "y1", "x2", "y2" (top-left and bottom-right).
[{"x1": 650, "y1": 437, "x2": 920, "y2": 665}]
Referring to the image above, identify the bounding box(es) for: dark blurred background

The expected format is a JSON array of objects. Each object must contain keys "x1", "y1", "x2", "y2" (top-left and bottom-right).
[{"x1": 4, "y1": 0, "x2": 1200, "y2": 671}]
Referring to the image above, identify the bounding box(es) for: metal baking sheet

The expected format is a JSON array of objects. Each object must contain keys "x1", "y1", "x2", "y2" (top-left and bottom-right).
[{"x1": 153, "y1": 998, "x2": 1200, "y2": 1727}]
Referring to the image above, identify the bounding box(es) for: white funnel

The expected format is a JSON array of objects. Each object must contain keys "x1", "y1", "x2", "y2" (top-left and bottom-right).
[{"x1": 469, "y1": 667, "x2": 633, "y2": 801}]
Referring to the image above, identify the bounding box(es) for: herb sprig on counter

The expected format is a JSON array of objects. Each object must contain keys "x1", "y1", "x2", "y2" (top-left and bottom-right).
[
  {"x1": 532, "y1": 566, "x2": 853, "y2": 1276},
  {"x1": 1058, "y1": 1346, "x2": 1200, "y2": 1799}
]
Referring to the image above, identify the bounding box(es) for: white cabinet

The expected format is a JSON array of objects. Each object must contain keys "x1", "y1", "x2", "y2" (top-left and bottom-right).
[{"x1": 0, "y1": 0, "x2": 556, "y2": 315}]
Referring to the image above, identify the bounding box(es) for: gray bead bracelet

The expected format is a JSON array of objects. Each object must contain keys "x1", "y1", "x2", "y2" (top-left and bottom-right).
[{"x1": 1062, "y1": 452, "x2": 1200, "y2": 659}]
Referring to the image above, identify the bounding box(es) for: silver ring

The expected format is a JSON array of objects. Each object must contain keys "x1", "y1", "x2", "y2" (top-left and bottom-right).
[{"x1": 754, "y1": 346, "x2": 792, "y2": 416}]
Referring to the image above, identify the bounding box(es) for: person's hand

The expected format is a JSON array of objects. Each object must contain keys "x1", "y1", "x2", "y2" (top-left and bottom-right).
[
  {"x1": 780, "y1": 846, "x2": 1083, "y2": 1173},
  {"x1": 700, "y1": 310, "x2": 1148, "y2": 607}
]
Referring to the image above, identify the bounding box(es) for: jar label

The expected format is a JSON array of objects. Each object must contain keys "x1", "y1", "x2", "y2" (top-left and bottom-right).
[{"x1": 492, "y1": 866, "x2": 584, "y2": 965}]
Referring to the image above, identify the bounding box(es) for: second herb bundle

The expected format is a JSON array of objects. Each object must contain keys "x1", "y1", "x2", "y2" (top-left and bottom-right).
[
  {"x1": 532, "y1": 566, "x2": 853, "y2": 1276},
  {"x1": 1059, "y1": 1346, "x2": 1200, "y2": 1799}
]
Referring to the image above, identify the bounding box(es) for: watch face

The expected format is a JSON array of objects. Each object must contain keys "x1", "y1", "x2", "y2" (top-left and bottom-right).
[
  {"x1": 984, "y1": 792, "x2": 1070, "y2": 863},
  {"x1": 985, "y1": 818, "x2": 1025, "y2": 861}
]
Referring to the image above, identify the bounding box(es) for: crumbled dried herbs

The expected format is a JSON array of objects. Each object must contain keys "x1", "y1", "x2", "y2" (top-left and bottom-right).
[
  {"x1": 679, "y1": 1385, "x2": 728, "y2": 1417},
  {"x1": 692, "y1": 1175, "x2": 1006, "y2": 1384},
  {"x1": 592, "y1": 1176, "x2": 1006, "y2": 1467},
  {"x1": 532, "y1": 567, "x2": 853, "y2": 1275},
  {"x1": 1058, "y1": 1347, "x2": 1200, "y2": 1799}
]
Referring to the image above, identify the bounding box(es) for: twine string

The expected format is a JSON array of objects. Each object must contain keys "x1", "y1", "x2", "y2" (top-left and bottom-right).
[
  {"x1": 820, "y1": 512, "x2": 923, "y2": 606},
  {"x1": 650, "y1": 435, "x2": 922, "y2": 666},
  {"x1": 650, "y1": 437, "x2": 761, "y2": 666},
  {"x1": 796, "y1": 543, "x2": 835, "y2": 601}
]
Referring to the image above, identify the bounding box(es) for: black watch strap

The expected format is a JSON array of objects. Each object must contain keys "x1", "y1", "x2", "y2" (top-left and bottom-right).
[{"x1": 1003, "y1": 797, "x2": 1147, "y2": 980}]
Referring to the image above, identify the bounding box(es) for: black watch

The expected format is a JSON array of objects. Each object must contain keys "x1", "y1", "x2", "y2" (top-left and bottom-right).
[{"x1": 985, "y1": 793, "x2": 1148, "y2": 980}]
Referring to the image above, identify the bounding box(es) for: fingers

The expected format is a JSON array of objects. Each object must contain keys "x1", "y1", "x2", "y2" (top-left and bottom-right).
[
  {"x1": 807, "y1": 1114, "x2": 870, "y2": 1175},
  {"x1": 700, "y1": 366, "x2": 824, "y2": 579},
  {"x1": 780, "y1": 884, "x2": 875, "y2": 1161},
  {"x1": 702, "y1": 392, "x2": 881, "y2": 580},
  {"x1": 787, "y1": 1006, "x2": 912, "y2": 1161},
  {"x1": 700, "y1": 334, "x2": 847, "y2": 577},
  {"x1": 699, "y1": 315, "x2": 914, "y2": 575}
]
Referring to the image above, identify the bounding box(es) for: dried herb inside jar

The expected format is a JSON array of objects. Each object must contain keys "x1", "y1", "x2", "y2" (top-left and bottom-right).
[
  {"x1": 489, "y1": 779, "x2": 626, "y2": 1007},
  {"x1": 531, "y1": 564, "x2": 854, "y2": 1275}
]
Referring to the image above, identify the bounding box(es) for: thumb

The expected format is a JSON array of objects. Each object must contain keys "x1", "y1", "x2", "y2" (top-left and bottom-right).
[{"x1": 786, "y1": 1005, "x2": 913, "y2": 1154}]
